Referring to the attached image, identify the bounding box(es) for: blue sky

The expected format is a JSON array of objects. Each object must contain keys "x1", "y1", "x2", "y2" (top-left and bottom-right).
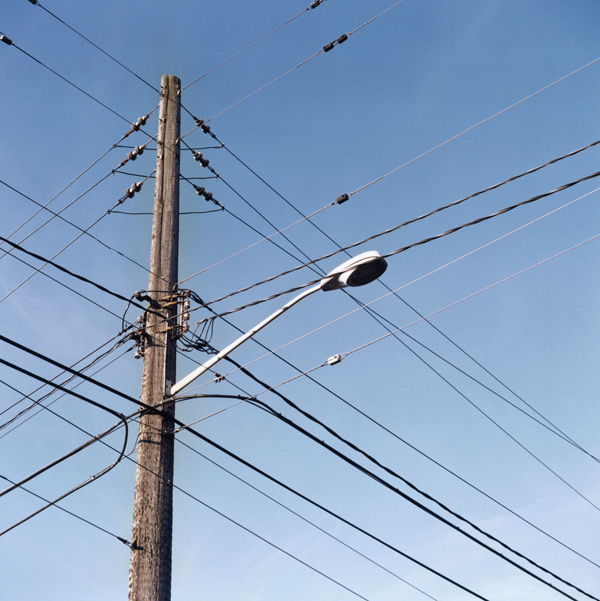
[{"x1": 1, "y1": 1, "x2": 600, "y2": 600}]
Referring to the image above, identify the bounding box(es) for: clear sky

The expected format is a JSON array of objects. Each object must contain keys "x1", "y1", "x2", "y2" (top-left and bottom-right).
[{"x1": 1, "y1": 1, "x2": 600, "y2": 600}]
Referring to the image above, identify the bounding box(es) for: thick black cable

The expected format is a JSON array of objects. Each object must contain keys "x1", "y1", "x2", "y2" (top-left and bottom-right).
[
  {"x1": 249, "y1": 398, "x2": 593, "y2": 601},
  {"x1": 0, "y1": 234, "x2": 156, "y2": 317},
  {"x1": 218, "y1": 355, "x2": 598, "y2": 600},
  {"x1": 1, "y1": 250, "x2": 123, "y2": 320},
  {"x1": 177, "y1": 422, "x2": 491, "y2": 600},
  {"x1": 2, "y1": 335, "x2": 580, "y2": 597},
  {"x1": 176, "y1": 437, "x2": 441, "y2": 601},
  {"x1": 198, "y1": 168, "x2": 600, "y2": 315},
  {"x1": 213, "y1": 310, "x2": 600, "y2": 569}
]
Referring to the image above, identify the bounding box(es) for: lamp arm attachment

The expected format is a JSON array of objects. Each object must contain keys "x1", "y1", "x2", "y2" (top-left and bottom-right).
[{"x1": 169, "y1": 283, "x2": 322, "y2": 396}]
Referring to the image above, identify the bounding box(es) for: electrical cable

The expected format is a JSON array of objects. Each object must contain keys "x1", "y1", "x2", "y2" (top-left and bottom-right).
[
  {"x1": 0, "y1": 116, "x2": 156, "y2": 260},
  {"x1": 248, "y1": 398, "x2": 595, "y2": 601},
  {"x1": 0, "y1": 177, "x2": 154, "y2": 276},
  {"x1": 0, "y1": 472, "x2": 130, "y2": 544},
  {"x1": 0, "y1": 168, "x2": 157, "y2": 305},
  {"x1": 219, "y1": 357, "x2": 600, "y2": 597},
  {"x1": 0, "y1": 345, "x2": 132, "y2": 440},
  {"x1": 0, "y1": 232, "x2": 158, "y2": 314},
  {"x1": 31, "y1": 1, "x2": 159, "y2": 93},
  {"x1": 183, "y1": 0, "x2": 323, "y2": 90},
  {"x1": 194, "y1": 169, "x2": 600, "y2": 315},
  {"x1": 176, "y1": 436, "x2": 442, "y2": 601},
  {"x1": 182, "y1": 0, "x2": 407, "y2": 131},
  {"x1": 5, "y1": 38, "x2": 133, "y2": 125},
  {"x1": 208, "y1": 315, "x2": 600, "y2": 570}
]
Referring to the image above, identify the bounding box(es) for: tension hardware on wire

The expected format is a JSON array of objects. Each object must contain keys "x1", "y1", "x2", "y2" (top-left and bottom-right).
[
  {"x1": 125, "y1": 181, "x2": 143, "y2": 198},
  {"x1": 192, "y1": 151, "x2": 210, "y2": 168},
  {"x1": 193, "y1": 185, "x2": 215, "y2": 203},
  {"x1": 0, "y1": 34, "x2": 13, "y2": 46},
  {"x1": 128, "y1": 145, "x2": 145, "y2": 161},
  {"x1": 323, "y1": 33, "x2": 348, "y2": 52},
  {"x1": 327, "y1": 354, "x2": 343, "y2": 366},
  {"x1": 335, "y1": 193, "x2": 349, "y2": 204}
]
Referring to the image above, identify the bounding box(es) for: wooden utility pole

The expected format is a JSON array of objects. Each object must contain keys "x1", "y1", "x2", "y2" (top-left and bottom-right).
[{"x1": 129, "y1": 74, "x2": 181, "y2": 601}]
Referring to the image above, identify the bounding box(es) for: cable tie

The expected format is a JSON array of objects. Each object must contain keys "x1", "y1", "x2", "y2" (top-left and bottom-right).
[
  {"x1": 335, "y1": 193, "x2": 349, "y2": 204},
  {"x1": 0, "y1": 34, "x2": 13, "y2": 46}
]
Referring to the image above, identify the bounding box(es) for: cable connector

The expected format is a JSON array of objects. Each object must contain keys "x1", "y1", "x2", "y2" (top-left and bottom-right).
[
  {"x1": 323, "y1": 33, "x2": 348, "y2": 52},
  {"x1": 327, "y1": 354, "x2": 343, "y2": 366},
  {"x1": 192, "y1": 117, "x2": 212, "y2": 134},
  {"x1": 193, "y1": 185, "x2": 216, "y2": 203},
  {"x1": 310, "y1": 0, "x2": 326, "y2": 8},
  {"x1": 192, "y1": 151, "x2": 210, "y2": 168},
  {"x1": 0, "y1": 34, "x2": 13, "y2": 46},
  {"x1": 127, "y1": 145, "x2": 145, "y2": 161},
  {"x1": 335, "y1": 193, "x2": 349, "y2": 204},
  {"x1": 125, "y1": 181, "x2": 143, "y2": 198}
]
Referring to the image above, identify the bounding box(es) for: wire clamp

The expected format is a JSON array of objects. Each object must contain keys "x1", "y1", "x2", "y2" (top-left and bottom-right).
[
  {"x1": 0, "y1": 34, "x2": 13, "y2": 46},
  {"x1": 327, "y1": 354, "x2": 343, "y2": 366}
]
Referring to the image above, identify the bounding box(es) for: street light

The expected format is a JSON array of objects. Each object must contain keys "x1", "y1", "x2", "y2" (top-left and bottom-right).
[{"x1": 169, "y1": 250, "x2": 388, "y2": 396}]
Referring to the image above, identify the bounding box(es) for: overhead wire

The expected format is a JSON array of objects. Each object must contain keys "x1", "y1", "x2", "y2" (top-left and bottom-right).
[
  {"x1": 3, "y1": 36, "x2": 133, "y2": 125},
  {"x1": 177, "y1": 128, "x2": 600, "y2": 460},
  {"x1": 181, "y1": 0, "x2": 408, "y2": 135},
  {"x1": 183, "y1": 0, "x2": 325, "y2": 91},
  {"x1": 208, "y1": 322, "x2": 600, "y2": 571},
  {"x1": 0, "y1": 176, "x2": 154, "y2": 277},
  {"x1": 175, "y1": 437, "x2": 441, "y2": 601},
  {"x1": 219, "y1": 357, "x2": 600, "y2": 600},
  {"x1": 30, "y1": 0, "x2": 159, "y2": 93},
  {"x1": 248, "y1": 398, "x2": 595, "y2": 601},
  {"x1": 192, "y1": 168, "x2": 600, "y2": 315}
]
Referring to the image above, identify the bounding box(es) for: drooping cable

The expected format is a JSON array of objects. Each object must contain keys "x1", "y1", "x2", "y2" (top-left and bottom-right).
[{"x1": 248, "y1": 398, "x2": 595, "y2": 601}]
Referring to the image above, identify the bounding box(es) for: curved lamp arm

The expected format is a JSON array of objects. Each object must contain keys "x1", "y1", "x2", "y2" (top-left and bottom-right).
[
  {"x1": 168, "y1": 250, "x2": 387, "y2": 397},
  {"x1": 169, "y1": 283, "x2": 322, "y2": 396}
]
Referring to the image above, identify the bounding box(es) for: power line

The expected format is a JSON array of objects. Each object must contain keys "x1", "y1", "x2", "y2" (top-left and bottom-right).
[
  {"x1": 212, "y1": 314, "x2": 600, "y2": 570},
  {"x1": 195, "y1": 169, "x2": 600, "y2": 315},
  {"x1": 249, "y1": 399, "x2": 595, "y2": 601},
  {"x1": 183, "y1": 0, "x2": 324, "y2": 90},
  {"x1": 31, "y1": 0, "x2": 159, "y2": 93},
  {"x1": 0, "y1": 231, "x2": 154, "y2": 313},
  {"x1": 3, "y1": 36, "x2": 132, "y2": 125}
]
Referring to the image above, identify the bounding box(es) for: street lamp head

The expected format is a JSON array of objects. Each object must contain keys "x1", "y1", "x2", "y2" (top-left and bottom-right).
[{"x1": 320, "y1": 250, "x2": 388, "y2": 292}]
